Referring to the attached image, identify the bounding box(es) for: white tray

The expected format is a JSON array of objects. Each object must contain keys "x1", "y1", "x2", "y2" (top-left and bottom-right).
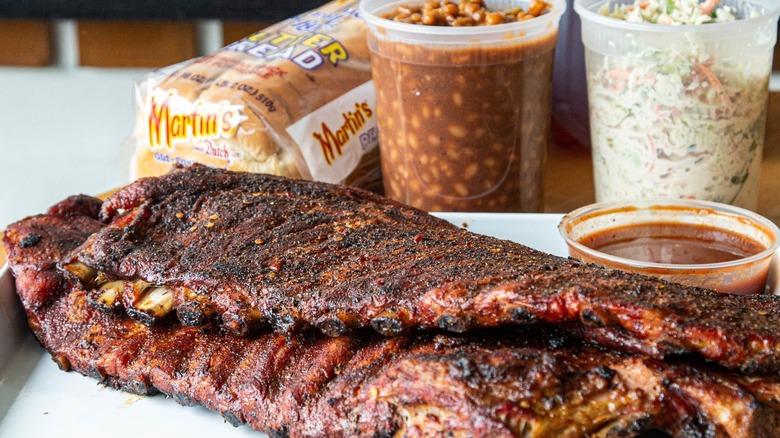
[{"x1": 0, "y1": 213, "x2": 566, "y2": 437}]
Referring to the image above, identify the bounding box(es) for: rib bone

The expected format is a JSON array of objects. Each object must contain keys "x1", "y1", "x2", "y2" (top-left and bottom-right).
[
  {"x1": 62, "y1": 262, "x2": 97, "y2": 285},
  {"x1": 88, "y1": 280, "x2": 124, "y2": 310},
  {"x1": 128, "y1": 286, "x2": 174, "y2": 325}
]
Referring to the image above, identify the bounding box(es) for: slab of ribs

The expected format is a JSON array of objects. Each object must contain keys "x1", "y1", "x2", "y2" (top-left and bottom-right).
[{"x1": 4, "y1": 164, "x2": 780, "y2": 437}]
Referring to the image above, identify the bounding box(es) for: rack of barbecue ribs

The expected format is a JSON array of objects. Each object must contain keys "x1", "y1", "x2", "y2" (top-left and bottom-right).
[
  {"x1": 55, "y1": 165, "x2": 780, "y2": 374},
  {"x1": 4, "y1": 166, "x2": 780, "y2": 437}
]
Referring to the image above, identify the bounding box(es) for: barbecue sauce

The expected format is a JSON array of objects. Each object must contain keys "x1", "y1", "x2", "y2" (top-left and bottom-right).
[
  {"x1": 579, "y1": 223, "x2": 764, "y2": 265},
  {"x1": 573, "y1": 222, "x2": 771, "y2": 295}
]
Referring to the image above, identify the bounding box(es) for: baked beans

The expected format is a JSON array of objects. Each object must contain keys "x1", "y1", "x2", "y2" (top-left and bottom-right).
[
  {"x1": 382, "y1": 0, "x2": 551, "y2": 26},
  {"x1": 367, "y1": 0, "x2": 559, "y2": 212}
]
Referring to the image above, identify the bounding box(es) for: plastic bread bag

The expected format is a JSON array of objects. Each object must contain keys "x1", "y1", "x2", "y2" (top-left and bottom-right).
[{"x1": 128, "y1": 0, "x2": 381, "y2": 192}]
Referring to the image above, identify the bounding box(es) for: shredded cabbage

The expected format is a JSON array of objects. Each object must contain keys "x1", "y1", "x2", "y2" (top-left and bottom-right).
[
  {"x1": 599, "y1": 0, "x2": 737, "y2": 24},
  {"x1": 587, "y1": 0, "x2": 769, "y2": 209}
]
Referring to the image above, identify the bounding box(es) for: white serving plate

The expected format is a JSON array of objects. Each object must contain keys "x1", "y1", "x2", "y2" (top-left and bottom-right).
[{"x1": 0, "y1": 213, "x2": 566, "y2": 437}]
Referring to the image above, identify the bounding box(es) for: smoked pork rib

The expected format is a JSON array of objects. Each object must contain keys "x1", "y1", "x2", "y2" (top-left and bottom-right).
[
  {"x1": 6, "y1": 199, "x2": 780, "y2": 438},
  {"x1": 59, "y1": 165, "x2": 780, "y2": 375},
  {"x1": 4, "y1": 195, "x2": 105, "y2": 312}
]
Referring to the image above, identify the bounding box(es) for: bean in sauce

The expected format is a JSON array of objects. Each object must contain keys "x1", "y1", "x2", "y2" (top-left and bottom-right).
[
  {"x1": 382, "y1": 0, "x2": 551, "y2": 26},
  {"x1": 368, "y1": 0, "x2": 559, "y2": 212}
]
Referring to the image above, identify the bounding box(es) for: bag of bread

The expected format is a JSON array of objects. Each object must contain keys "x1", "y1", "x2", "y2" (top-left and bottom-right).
[{"x1": 129, "y1": 0, "x2": 381, "y2": 191}]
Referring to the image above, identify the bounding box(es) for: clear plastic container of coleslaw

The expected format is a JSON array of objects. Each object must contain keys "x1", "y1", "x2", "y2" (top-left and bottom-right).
[{"x1": 575, "y1": 0, "x2": 780, "y2": 211}]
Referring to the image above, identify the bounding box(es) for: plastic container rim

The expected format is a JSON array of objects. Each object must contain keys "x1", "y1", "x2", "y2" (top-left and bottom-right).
[
  {"x1": 558, "y1": 198, "x2": 780, "y2": 272},
  {"x1": 359, "y1": 0, "x2": 567, "y2": 38},
  {"x1": 574, "y1": 0, "x2": 780, "y2": 34}
]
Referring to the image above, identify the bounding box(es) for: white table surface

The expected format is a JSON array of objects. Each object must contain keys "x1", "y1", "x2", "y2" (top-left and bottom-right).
[{"x1": 0, "y1": 67, "x2": 148, "y2": 230}]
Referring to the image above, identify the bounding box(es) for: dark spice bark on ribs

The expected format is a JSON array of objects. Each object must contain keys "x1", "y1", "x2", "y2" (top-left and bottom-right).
[
  {"x1": 61, "y1": 165, "x2": 780, "y2": 374},
  {"x1": 5, "y1": 197, "x2": 780, "y2": 438}
]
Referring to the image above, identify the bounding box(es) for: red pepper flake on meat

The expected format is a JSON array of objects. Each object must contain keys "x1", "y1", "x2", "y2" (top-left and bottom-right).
[{"x1": 269, "y1": 259, "x2": 285, "y2": 272}]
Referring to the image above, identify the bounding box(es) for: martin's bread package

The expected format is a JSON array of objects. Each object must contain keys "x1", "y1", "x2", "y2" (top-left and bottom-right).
[{"x1": 129, "y1": 0, "x2": 380, "y2": 191}]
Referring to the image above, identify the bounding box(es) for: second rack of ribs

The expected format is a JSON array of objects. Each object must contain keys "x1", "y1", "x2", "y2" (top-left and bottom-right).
[
  {"x1": 60, "y1": 165, "x2": 780, "y2": 374},
  {"x1": 4, "y1": 196, "x2": 780, "y2": 438}
]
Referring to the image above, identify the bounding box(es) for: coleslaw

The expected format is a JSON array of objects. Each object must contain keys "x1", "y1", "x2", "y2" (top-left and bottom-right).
[
  {"x1": 600, "y1": 0, "x2": 737, "y2": 24},
  {"x1": 584, "y1": 0, "x2": 772, "y2": 210}
]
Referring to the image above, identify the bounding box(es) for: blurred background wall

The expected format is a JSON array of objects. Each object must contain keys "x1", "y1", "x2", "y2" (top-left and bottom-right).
[{"x1": 0, "y1": 1, "x2": 327, "y2": 228}]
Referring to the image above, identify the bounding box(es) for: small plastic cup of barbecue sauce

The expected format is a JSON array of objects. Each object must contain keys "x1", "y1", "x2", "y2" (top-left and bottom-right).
[{"x1": 558, "y1": 199, "x2": 780, "y2": 294}]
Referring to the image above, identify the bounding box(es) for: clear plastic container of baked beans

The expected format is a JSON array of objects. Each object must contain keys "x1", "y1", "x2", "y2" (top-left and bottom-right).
[{"x1": 360, "y1": 0, "x2": 566, "y2": 212}]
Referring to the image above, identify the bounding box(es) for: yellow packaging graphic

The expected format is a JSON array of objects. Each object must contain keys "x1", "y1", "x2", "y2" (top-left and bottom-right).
[
  {"x1": 147, "y1": 89, "x2": 246, "y2": 150},
  {"x1": 287, "y1": 80, "x2": 377, "y2": 183},
  {"x1": 130, "y1": 0, "x2": 381, "y2": 191}
]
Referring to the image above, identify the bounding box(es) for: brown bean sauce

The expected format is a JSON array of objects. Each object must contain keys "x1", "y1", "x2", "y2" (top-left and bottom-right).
[{"x1": 579, "y1": 223, "x2": 765, "y2": 265}]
